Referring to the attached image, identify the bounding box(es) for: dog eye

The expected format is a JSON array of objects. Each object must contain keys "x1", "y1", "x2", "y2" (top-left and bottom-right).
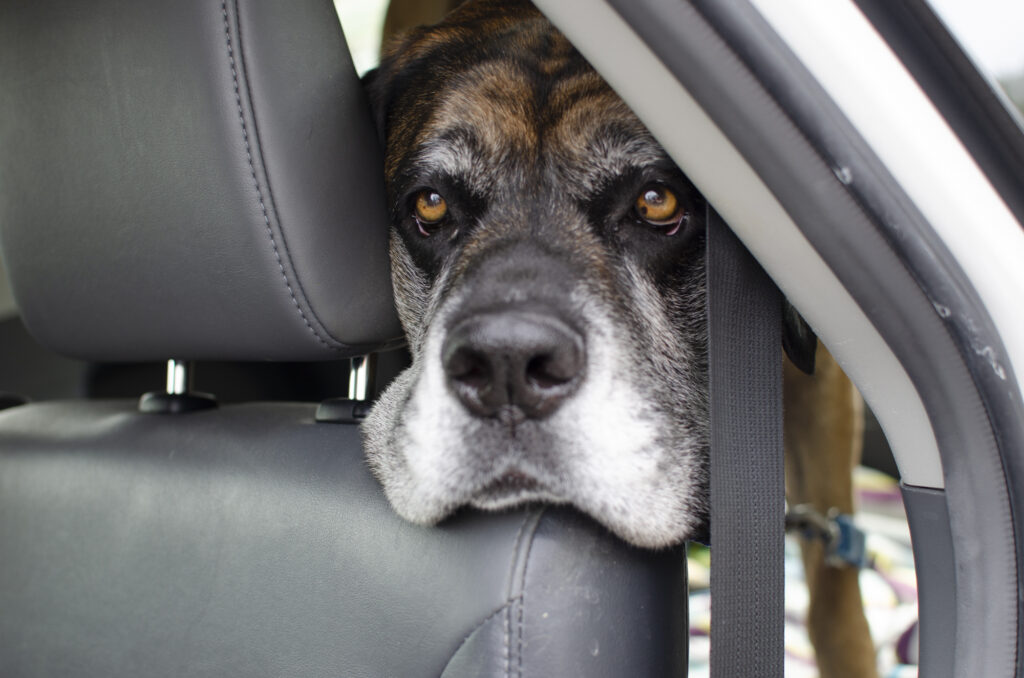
[
  {"x1": 635, "y1": 185, "x2": 684, "y2": 235},
  {"x1": 413, "y1": 189, "x2": 448, "y2": 235}
]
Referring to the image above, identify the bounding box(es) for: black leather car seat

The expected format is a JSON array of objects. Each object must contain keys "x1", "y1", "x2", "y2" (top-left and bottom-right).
[{"x1": 0, "y1": 1, "x2": 687, "y2": 675}]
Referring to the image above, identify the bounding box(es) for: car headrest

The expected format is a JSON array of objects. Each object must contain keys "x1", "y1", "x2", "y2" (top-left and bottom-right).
[{"x1": 0, "y1": 0, "x2": 402, "y2": 362}]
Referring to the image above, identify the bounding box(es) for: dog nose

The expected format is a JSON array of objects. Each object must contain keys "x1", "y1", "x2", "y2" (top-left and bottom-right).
[{"x1": 442, "y1": 310, "x2": 585, "y2": 420}]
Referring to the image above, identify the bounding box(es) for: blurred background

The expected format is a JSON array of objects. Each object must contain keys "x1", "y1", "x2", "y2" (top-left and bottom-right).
[
  {"x1": 334, "y1": 0, "x2": 390, "y2": 76},
  {"x1": 928, "y1": 0, "x2": 1024, "y2": 111}
]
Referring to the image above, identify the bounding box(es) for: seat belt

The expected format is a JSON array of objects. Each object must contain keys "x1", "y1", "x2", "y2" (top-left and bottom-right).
[{"x1": 707, "y1": 207, "x2": 785, "y2": 677}]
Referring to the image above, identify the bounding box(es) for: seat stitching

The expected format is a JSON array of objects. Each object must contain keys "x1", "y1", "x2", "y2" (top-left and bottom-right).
[
  {"x1": 516, "y1": 508, "x2": 545, "y2": 678},
  {"x1": 504, "y1": 516, "x2": 532, "y2": 678},
  {"x1": 439, "y1": 598, "x2": 518, "y2": 676},
  {"x1": 221, "y1": 0, "x2": 337, "y2": 351}
]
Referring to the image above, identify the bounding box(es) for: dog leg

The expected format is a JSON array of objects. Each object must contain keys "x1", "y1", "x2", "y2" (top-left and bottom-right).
[{"x1": 784, "y1": 345, "x2": 879, "y2": 678}]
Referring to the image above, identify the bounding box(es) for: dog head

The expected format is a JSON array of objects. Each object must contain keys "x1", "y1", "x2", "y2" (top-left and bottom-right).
[{"x1": 362, "y1": 0, "x2": 709, "y2": 547}]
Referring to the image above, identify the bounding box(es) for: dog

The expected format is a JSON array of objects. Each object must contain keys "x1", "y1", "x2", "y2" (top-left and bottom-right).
[{"x1": 362, "y1": 1, "x2": 877, "y2": 676}]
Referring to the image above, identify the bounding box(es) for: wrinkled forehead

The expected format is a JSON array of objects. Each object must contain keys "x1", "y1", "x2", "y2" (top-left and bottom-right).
[{"x1": 404, "y1": 58, "x2": 672, "y2": 200}]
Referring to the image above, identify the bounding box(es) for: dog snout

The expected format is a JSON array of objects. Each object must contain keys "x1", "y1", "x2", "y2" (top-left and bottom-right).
[{"x1": 442, "y1": 310, "x2": 585, "y2": 420}]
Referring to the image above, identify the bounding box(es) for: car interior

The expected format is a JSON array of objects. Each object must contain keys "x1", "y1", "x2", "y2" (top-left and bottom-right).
[
  {"x1": 3, "y1": 0, "x2": 1023, "y2": 677},
  {"x1": 0, "y1": 1, "x2": 693, "y2": 675}
]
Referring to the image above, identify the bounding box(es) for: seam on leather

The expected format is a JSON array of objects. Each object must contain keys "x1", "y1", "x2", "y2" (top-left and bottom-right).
[
  {"x1": 221, "y1": 0, "x2": 339, "y2": 352},
  {"x1": 516, "y1": 521, "x2": 540, "y2": 678},
  {"x1": 510, "y1": 508, "x2": 546, "y2": 678},
  {"x1": 444, "y1": 599, "x2": 516, "y2": 676},
  {"x1": 504, "y1": 595, "x2": 512, "y2": 678},
  {"x1": 503, "y1": 516, "x2": 532, "y2": 678}
]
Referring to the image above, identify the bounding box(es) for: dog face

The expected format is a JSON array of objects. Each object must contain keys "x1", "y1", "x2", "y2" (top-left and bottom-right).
[{"x1": 362, "y1": 0, "x2": 709, "y2": 548}]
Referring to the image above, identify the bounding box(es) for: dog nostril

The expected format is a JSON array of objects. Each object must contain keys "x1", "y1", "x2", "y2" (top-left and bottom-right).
[
  {"x1": 526, "y1": 351, "x2": 579, "y2": 390},
  {"x1": 442, "y1": 338, "x2": 503, "y2": 418},
  {"x1": 445, "y1": 348, "x2": 492, "y2": 390}
]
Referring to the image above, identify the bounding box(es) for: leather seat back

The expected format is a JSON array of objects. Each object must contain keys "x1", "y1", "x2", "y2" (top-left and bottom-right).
[{"x1": 0, "y1": 401, "x2": 687, "y2": 677}]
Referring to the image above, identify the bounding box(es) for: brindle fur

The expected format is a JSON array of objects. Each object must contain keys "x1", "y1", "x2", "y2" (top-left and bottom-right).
[
  {"x1": 380, "y1": 0, "x2": 464, "y2": 46},
  {"x1": 363, "y1": 1, "x2": 877, "y2": 676}
]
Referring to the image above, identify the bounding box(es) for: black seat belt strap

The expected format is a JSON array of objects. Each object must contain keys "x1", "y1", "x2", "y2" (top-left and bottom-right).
[{"x1": 707, "y1": 208, "x2": 785, "y2": 677}]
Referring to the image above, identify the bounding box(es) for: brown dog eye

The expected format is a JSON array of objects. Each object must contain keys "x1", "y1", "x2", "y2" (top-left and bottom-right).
[
  {"x1": 635, "y1": 185, "x2": 684, "y2": 234},
  {"x1": 413, "y1": 190, "x2": 448, "y2": 234}
]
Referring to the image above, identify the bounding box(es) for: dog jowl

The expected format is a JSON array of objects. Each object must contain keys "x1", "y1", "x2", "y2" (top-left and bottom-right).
[{"x1": 362, "y1": 0, "x2": 709, "y2": 547}]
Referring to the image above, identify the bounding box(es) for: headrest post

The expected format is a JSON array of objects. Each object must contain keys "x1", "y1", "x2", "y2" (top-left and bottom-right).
[
  {"x1": 139, "y1": 360, "x2": 216, "y2": 415},
  {"x1": 316, "y1": 355, "x2": 377, "y2": 424},
  {"x1": 166, "y1": 359, "x2": 191, "y2": 396},
  {"x1": 348, "y1": 355, "x2": 376, "y2": 402}
]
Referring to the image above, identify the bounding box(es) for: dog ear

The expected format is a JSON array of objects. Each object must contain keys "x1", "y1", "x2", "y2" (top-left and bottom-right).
[
  {"x1": 782, "y1": 300, "x2": 817, "y2": 375},
  {"x1": 361, "y1": 28, "x2": 420, "y2": 146},
  {"x1": 361, "y1": 65, "x2": 393, "y2": 148}
]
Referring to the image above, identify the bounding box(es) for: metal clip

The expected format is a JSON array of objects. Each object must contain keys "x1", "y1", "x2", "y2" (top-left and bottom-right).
[{"x1": 785, "y1": 504, "x2": 868, "y2": 569}]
